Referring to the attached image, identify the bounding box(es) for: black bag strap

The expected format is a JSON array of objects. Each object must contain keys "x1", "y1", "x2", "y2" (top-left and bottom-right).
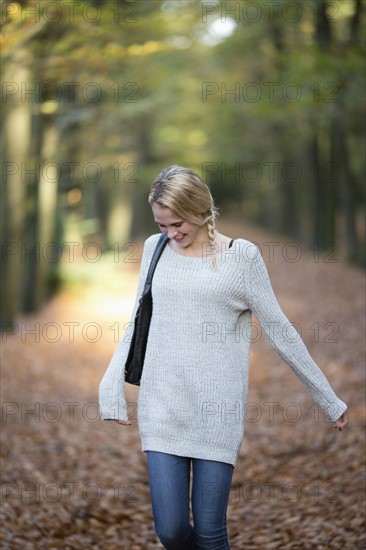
[{"x1": 141, "y1": 232, "x2": 170, "y2": 295}]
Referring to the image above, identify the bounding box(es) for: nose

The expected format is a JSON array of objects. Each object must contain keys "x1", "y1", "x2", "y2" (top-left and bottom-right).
[{"x1": 167, "y1": 229, "x2": 179, "y2": 239}]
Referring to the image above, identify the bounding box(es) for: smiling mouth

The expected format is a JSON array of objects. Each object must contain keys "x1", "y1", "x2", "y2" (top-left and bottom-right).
[{"x1": 174, "y1": 234, "x2": 185, "y2": 241}]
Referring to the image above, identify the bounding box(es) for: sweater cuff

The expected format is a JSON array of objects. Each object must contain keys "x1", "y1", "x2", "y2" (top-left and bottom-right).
[
  {"x1": 98, "y1": 400, "x2": 129, "y2": 422},
  {"x1": 321, "y1": 399, "x2": 347, "y2": 422}
]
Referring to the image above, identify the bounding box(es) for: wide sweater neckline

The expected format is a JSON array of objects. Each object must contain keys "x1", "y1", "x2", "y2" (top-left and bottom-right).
[{"x1": 166, "y1": 238, "x2": 235, "y2": 260}]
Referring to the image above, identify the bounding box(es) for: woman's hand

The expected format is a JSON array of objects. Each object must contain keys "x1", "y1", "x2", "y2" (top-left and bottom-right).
[
  {"x1": 114, "y1": 419, "x2": 132, "y2": 426},
  {"x1": 334, "y1": 410, "x2": 348, "y2": 431}
]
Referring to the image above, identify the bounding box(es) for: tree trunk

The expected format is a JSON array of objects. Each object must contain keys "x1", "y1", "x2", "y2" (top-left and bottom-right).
[
  {"x1": 309, "y1": 130, "x2": 323, "y2": 245},
  {"x1": 130, "y1": 114, "x2": 155, "y2": 240},
  {"x1": 330, "y1": 115, "x2": 359, "y2": 263},
  {"x1": 1, "y1": 49, "x2": 32, "y2": 326},
  {"x1": 32, "y1": 120, "x2": 60, "y2": 308}
]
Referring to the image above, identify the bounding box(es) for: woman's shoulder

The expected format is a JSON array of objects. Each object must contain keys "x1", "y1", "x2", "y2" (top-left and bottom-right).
[
  {"x1": 138, "y1": 233, "x2": 165, "y2": 268},
  {"x1": 140, "y1": 233, "x2": 163, "y2": 257},
  {"x1": 214, "y1": 232, "x2": 260, "y2": 255},
  {"x1": 145, "y1": 232, "x2": 162, "y2": 246},
  {"x1": 218, "y1": 238, "x2": 263, "y2": 279},
  {"x1": 231, "y1": 237, "x2": 261, "y2": 259}
]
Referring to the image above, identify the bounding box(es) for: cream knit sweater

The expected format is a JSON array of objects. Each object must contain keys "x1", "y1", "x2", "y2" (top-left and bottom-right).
[{"x1": 98, "y1": 233, "x2": 347, "y2": 467}]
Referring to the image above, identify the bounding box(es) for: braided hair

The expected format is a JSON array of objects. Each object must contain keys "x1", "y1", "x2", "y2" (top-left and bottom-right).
[{"x1": 148, "y1": 165, "x2": 221, "y2": 271}]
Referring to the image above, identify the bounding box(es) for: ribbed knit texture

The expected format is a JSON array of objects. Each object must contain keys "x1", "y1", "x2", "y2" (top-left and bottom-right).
[{"x1": 99, "y1": 233, "x2": 347, "y2": 467}]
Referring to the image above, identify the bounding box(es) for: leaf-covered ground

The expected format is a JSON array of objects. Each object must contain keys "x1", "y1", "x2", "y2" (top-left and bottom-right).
[{"x1": 1, "y1": 221, "x2": 365, "y2": 549}]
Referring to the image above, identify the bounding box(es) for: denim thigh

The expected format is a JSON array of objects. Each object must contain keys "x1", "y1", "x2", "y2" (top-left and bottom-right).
[{"x1": 146, "y1": 451, "x2": 233, "y2": 550}]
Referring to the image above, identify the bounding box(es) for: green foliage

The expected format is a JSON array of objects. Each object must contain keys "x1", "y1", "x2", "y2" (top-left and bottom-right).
[{"x1": 1, "y1": 0, "x2": 365, "y2": 317}]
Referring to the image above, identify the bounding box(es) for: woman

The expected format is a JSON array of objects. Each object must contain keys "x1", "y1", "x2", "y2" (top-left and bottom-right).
[{"x1": 99, "y1": 165, "x2": 348, "y2": 550}]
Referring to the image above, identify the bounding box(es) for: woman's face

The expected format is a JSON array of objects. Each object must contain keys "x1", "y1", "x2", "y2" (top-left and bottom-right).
[{"x1": 151, "y1": 202, "x2": 206, "y2": 249}]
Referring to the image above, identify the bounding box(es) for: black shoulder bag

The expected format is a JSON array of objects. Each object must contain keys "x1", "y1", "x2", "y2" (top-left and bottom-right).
[{"x1": 124, "y1": 232, "x2": 169, "y2": 385}]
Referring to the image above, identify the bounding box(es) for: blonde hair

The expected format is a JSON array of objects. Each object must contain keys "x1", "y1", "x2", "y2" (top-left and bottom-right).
[{"x1": 148, "y1": 165, "x2": 221, "y2": 271}]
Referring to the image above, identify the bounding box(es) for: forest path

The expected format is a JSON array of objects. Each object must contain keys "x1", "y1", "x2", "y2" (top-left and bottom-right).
[{"x1": 1, "y1": 220, "x2": 364, "y2": 549}]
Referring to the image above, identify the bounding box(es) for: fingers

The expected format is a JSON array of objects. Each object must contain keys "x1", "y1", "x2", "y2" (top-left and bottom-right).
[
  {"x1": 334, "y1": 410, "x2": 348, "y2": 431},
  {"x1": 114, "y1": 420, "x2": 131, "y2": 426}
]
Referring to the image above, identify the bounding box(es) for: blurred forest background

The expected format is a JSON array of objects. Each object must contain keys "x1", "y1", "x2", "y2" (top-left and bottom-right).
[
  {"x1": 1, "y1": 0, "x2": 365, "y2": 323},
  {"x1": 1, "y1": 2, "x2": 365, "y2": 548}
]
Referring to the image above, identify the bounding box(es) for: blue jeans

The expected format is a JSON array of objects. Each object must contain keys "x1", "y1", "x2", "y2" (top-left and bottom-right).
[{"x1": 146, "y1": 451, "x2": 234, "y2": 550}]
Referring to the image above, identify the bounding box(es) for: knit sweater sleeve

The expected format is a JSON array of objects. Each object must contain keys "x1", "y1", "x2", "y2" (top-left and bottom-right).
[
  {"x1": 245, "y1": 243, "x2": 347, "y2": 422},
  {"x1": 98, "y1": 236, "x2": 155, "y2": 421}
]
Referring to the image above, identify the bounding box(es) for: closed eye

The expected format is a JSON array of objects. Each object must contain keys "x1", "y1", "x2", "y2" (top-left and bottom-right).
[{"x1": 156, "y1": 223, "x2": 182, "y2": 228}]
